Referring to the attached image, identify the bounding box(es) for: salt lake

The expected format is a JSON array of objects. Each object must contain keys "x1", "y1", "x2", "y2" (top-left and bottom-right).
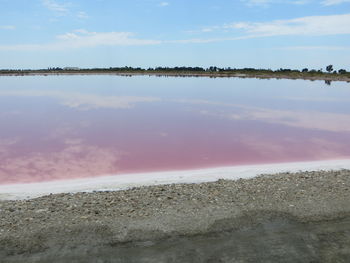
[{"x1": 1, "y1": 75, "x2": 350, "y2": 186}]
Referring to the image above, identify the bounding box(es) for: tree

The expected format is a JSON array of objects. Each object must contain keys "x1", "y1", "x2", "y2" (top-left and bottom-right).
[
  {"x1": 338, "y1": 69, "x2": 347, "y2": 74},
  {"x1": 326, "y1": 65, "x2": 333, "y2": 73},
  {"x1": 302, "y1": 68, "x2": 308, "y2": 72}
]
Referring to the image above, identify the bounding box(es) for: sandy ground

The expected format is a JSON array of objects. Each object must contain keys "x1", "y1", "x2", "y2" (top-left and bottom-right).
[{"x1": 1, "y1": 169, "x2": 350, "y2": 262}]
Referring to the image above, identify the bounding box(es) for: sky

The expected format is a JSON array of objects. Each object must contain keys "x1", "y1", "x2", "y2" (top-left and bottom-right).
[{"x1": 0, "y1": 0, "x2": 350, "y2": 70}]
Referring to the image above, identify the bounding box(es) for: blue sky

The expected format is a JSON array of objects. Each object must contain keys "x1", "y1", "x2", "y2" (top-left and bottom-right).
[{"x1": 0, "y1": 0, "x2": 350, "y2": 70}]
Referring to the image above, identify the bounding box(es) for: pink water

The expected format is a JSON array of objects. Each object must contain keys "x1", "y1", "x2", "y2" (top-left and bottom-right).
[{"x1": 1, "y1": 76, "x2": 350, "y2": 184}]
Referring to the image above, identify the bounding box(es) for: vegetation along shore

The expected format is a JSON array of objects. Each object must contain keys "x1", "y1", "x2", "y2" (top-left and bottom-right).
[{"x1": 1, "y1": 65, "x2": 350, "y2": 82}]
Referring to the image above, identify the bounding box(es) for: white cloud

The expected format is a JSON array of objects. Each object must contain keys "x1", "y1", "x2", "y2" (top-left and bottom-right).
[
  {"x1": 61, "y1": 94, "x2": 161, "y2": 110},
  {"x1": 0, "y1": 89, "x2": 161, "y2": 110},
  {"x1": 279, "y1": 45, "x2": 350, "y2": 51},
  {"x1": 177, "y1": 99, "x2": 350, "y2": 132},
  {"x1": 166, "y1": 37, "x2": 237, "y2": 44},
  {"x1": 322, "y1": 0, "x2": 350, "y2": 5},
  {"x1": 242, "y1": 0, "x2": 309, "y2": 6},
  {"x1": 292, "y1": 0, "x2": 311, "y2": 4},
  {"x1": 77, "y1": 11, "x2": 89, "y2": 19},
  {"x1": 42, "y1": 0, "x2": 90, "y2": 19},
  {"x1": 240, "y1": 135, "x2": 347, "y2": 160},
  {"x1": 224, "y1": 13, "x2": 350, "y2": 37},
  {"x1": 42, "y1": 0, "x2": 69, "y2": 15},
  {"x1": 0, "y1": 140, "x2": 123, "y2": 183},
  {"x1": 55, "y1": 30, "x2": 161, "y2": 47},
  {"x1": 0, "y1": 30, "x2": 162, "y2": 51},
  {"x1": 0, "y1": 25, "x2": 15, "y2": 30},
  {"x1": 159, "y1": 2, "x2": 169, "y2": 6},
  {"x1": 186, "y1": 13, "x2": 350, "y2": 42},
  {"x1": 227, "y1": 108, "x2": 350, "y2": 132},
  {"x1": 1, "y1": 13, "x2": 350, "y2": 51},
  {"x1": 242, "y1": 0, "x2": 274, "y2": 6}
]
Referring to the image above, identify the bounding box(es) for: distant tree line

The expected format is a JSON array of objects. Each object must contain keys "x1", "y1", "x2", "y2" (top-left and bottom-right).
[{"x1": 0, "y1": 65, "x2": 349, "y2": 75}]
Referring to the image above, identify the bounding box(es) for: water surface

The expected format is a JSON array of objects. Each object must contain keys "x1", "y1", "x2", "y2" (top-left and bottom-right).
[{"x1": 1, "y1": 76, "x2": 350, "y2": 184}]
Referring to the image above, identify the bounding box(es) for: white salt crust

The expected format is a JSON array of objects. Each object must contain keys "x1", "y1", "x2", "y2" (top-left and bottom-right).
[{"x1": 1, "y1": 159, "x2": 350, "y2": 200}]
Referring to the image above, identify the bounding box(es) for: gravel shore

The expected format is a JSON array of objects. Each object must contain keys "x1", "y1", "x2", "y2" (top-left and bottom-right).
[{"x1": 1, "y1": 170, "x2": 350, "y2": 262}]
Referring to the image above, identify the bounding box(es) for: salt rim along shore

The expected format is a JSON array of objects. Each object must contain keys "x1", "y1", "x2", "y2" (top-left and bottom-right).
[{"x1": 1, "y1": 159, "x2": 350, "y2": 201}]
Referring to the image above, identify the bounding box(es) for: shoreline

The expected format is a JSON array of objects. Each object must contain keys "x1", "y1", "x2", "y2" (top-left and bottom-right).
[
  {"x1": 1, "y1": 159, "x2": 350, "y2": 200},
  {"x1": 0, "y1": 71, "x2": 350, "y2": 82},
  {"x1": 1, "y1": 169, "x2": 350, "y2": 262}
]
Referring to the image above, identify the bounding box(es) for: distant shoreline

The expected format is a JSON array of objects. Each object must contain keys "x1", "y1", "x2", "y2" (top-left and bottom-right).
[{"x1": 1, "y1": 70, "x2": 350, "y2": 82}]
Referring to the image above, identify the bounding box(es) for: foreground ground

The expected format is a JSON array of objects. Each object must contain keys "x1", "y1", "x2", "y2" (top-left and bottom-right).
[{"x1": 1, "y1": 170, "x2": 350, "y2": 262}]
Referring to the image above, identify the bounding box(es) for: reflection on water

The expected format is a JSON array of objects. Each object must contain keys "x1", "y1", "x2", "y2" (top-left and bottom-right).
[
  {"x1": 0, "y1": 76, "x2": 350, "y2": 184},
  {"x1": 325, "y1": 80, "x2": 332, "y2": 86}
]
